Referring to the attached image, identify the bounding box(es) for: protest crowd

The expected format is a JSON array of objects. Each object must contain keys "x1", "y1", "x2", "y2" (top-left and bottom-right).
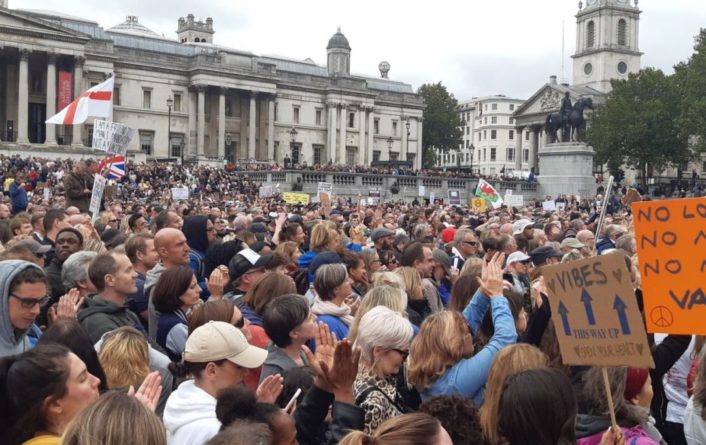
[{"x1": 1, "y1": 151, "x2": 706, "y2": 445}]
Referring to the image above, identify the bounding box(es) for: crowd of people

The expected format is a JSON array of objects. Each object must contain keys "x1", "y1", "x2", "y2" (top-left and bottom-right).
[{"x1": 0, "y1": 154, "x2": 705, "y2": 445}]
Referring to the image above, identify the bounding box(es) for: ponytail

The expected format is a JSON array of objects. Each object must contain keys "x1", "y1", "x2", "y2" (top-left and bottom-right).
[{"x1": 338, "y1": 431, "x2": 377, "y2": 445}]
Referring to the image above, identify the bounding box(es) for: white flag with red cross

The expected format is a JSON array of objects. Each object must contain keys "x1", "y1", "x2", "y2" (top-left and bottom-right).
[{"x1": 46, "y1": 76, "x2": 114, "y2": 125}]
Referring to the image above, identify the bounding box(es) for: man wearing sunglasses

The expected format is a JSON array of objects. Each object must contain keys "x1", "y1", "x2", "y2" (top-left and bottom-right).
[
  {"x1": 450, "y1": 228, "x2": 479, "y2": 271},
  {"x1": 0, "y1": 260, "x2": 49, "y2": 357}
]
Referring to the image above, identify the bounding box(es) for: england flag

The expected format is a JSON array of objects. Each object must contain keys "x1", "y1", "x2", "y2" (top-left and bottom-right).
[
  {"x1": 46, "y1": 76, "x2": 114, "y2": 125},
  {"x1": 98, "y1": 155, "x2": 126, "y2": 180}
]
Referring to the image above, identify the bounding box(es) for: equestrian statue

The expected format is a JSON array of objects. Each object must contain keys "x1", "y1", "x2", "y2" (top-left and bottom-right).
[{"x1": 545, "y1": 93, "x2": 593, "y2": 143}]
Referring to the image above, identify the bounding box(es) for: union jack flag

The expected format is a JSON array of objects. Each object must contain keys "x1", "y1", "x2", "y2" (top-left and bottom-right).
[{"x1": 97, "y1": 155, "x2": 126, "y2": 180}]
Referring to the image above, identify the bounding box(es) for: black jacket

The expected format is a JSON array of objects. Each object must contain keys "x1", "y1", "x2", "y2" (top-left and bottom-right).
[{"x1": 294, "y1": 385, "x2": 364, "y2": 445}]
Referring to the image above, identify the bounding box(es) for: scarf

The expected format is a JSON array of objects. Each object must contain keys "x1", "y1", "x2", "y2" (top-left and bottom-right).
[{"x1": 311, "y1": 298, "x2": 355, "y2": 326}]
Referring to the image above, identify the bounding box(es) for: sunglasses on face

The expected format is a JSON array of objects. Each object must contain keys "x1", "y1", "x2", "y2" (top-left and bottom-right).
[
  {"x1": 391, "y1": 348, "x2": 409, "y2": 360},
  {"x1": 463, "y1": 241, "x2": 478, "y2": 247},
  {"x1": 11, "y1": 294, "x2": 50, "y2": 309}
]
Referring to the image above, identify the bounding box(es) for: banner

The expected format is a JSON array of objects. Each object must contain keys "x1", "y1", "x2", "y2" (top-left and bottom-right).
[
  {"x1": 282, "y1": 192, "x2": 310, "y2": 205},
  {"x1": 171, "y1": 187, "x2": 189, "y2": 201},
  {"x1": 542, "y1": 252, "x2": 654, "y2": 367},
  {"x1": 448, "y1": 190, "x2": 461, "y2": 205},
  {"x1": 89, "y1": 175, "x2": 107, "y2": 217},
  {"x1": 58, "y1": 71, "x2": 73, "y2": 111},
  {"x1": 47, "y1": 75, "x2": 114, "y2": 125},
  {"x1": 92, "y1": 119, "x2": 135, "y2": 156}
]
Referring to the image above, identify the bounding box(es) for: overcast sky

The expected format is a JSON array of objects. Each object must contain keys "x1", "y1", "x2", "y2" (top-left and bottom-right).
[{"x1": 12, "y1": 0, "x2": 706, "y2": 101}]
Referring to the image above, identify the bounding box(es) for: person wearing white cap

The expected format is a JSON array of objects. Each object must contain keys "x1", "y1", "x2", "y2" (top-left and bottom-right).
[
  {"x1": 512, "y1": 219, "x2": 534, "y2": 241},
  {"x1": 502, "y1": 251, "x2": 532, "y2": 297},
  {"x1": 163, "y1": 321, "x2": 272, "y2": 445}
]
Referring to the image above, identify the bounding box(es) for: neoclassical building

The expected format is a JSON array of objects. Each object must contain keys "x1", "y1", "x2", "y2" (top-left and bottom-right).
[{"x1": 0, "y1": 5, "x2": 425, "y2": 167}]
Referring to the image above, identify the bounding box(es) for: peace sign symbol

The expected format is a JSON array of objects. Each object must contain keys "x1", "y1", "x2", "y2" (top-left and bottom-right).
[{"x1": 650, "y1": 306, "x2": 674, "y2": 328}]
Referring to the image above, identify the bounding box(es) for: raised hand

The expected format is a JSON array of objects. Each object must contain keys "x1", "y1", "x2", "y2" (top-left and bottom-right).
[
  {"x1": 128, "y1": 370, "x2": 162, "y2": 412},
  {"x1": 479, "y1": 252, "x2": 505, "y2": 298},
  {"x1": 256, "y1": 374, "x2": 284, "y2": 404},
  {"x1": 206, "y1": 268, "x2": 226, "y2": 300},
  {"x1": 51, "y1": 288, "x2": 84, "y2": 322},
  {"x1": 320, "y1": 340, "x2": 361, "y2": 403}
]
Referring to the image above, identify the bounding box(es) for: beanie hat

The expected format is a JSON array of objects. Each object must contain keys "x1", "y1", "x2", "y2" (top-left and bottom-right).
[{"x1": 624, "y1": 367, "x2": 649, "y2": 401}]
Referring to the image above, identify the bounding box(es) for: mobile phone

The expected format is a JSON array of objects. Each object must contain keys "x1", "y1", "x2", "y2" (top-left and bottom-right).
[{"x1": 285, "y1": 388, "x2": 302, "y2": 413}]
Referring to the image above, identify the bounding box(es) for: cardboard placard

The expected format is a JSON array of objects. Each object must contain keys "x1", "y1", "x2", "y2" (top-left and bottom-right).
[
  {"x1": 542, "y1": 252, "x2": 654, "y2": 367},
  {"x1": 622, "y1": 189, "x2": 642, "y2": 206},
  {"x1": 632, "y1": 198, "x2": 706, "y2": 334},
  {"x1": 171, "y1": 187, "x2": 189, "y2": 201},
  {"x1": 282, "y1": 192, "x2": 310, "y2": 205},
  {"x1": 92, "y1": 119, "x2": 135, "y2": 156},
  {"x1": 504, "y1": 194, "x2": 524, "y2": 208},
  {"x1": 542, "y1": 201, "x2": 556, "y2": 211},
  {"x1": 471, "y1": 197, "x2": 487, "y2": 212},
  {"x1": 448, "y1": 190, "x2": 461, "y2": 205},
  {"x1": 317, "y1": 182, "x2": 333, "y2": 200},
  {"x1": 319, "y1": 192, "x2": 331, "y2": 217},
  {"x1": 89, "y1": 175, "x2": 107, "y2": 217}
]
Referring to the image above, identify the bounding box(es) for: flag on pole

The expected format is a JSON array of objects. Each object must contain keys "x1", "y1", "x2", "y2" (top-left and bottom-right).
[
  {"x1": 46, "y1": 76, "x2": 114, "y2": 125},
  {"x1": 97, "y1": 155, "x2": 126, "y2": 180},
  {"x1": 475, "y1": 179, "x2": 503, "y2": 209}
]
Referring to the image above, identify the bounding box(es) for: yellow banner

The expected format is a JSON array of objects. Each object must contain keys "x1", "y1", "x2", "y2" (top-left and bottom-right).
[{"x1": 283, "y1": 192, "x2": 310, "y2": 205}]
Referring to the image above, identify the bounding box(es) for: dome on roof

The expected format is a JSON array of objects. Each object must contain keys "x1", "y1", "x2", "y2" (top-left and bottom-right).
[
  {"x1": 108, "y1": 15, "x2": 160, "y2": 37},
  {"x1": 327, "y1": 27, "x2": 351, "y2": 51}
]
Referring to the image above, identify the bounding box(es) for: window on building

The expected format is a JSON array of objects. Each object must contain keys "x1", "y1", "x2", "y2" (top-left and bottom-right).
[
  {"x1": 316, "y1": 109, "x2": 322, "y2": 126},
  {"x1": 491, "y1": 103, "x2": 497, "y2": 111},
  {"x1": 225, "y1": 98, "x2": 232, "y2": 117},
  {"x1": 491, "y1": 130, "x2": 497, "y2": 140},
  {"x1": 483, "y1": 148, "x2": 486, "y2": 161},
  {"x1": 407, "y1": 153, "x2": 415, "y2": 163},
  {"x1": 30, "y1": 71, "x2": 43, "y2": 93},
  {"x1": 484, "y1": 117, "x2": 487, "y2": 124},
  {"x1": 374, "y1": 118, "x2": 380, "y2": 134},
  {"x1": 525, "y1": 131, "x2": 530, "y2": 141},
  {"x1": 702, "y1": 161, "x2": 706, "y2": 172},
  {"x1": 466, "y1": 152, "x2": 470, "y2": 163},
  {"x1": 618, "y1": 19, "x2": 627, "y2": 46},
  {"x1": 348, "y1": 112, "x2": 355, "y2": 128},
  {"x1": 142, "y1": 89, "x2": 152, "y2": 109},
  {"x1": 587, "y1": 21, "x2": 595, "y2": 48},
  {"x1": 85, "y1": 125, "x2": 93, "y2": 147},
  {"x1": 507, "y1": 147, "x2": 515, "y2": 161},
  {"x1": 483, "y1": 130, "x2": 487, "y2": 140},
  {"x1": 293, "y1": 106, "x2": 300, "y2": 124},
  {"x1": 466, "y1": 140, "x2": 470, "y2": 148},
  {"x1": 509, "y1": 118, "x2": 514, "y2": 124},
  {"x1": 392, "y1": 121, "x2": 398, "y2": 135},
  {"x1": 491, "y1": 117, "x2": 497, "y2": 124},
  {"x1": 113, "y1": 87, "x2": 120, "y2": 106},
  {"x1": 173, "y1": 93, "x2": 182, "y2": 112},
  {"x1": 274, "y1": 103, "x2": 278, "y2": 121},
  {"x1": 509, "y1": 104, "x2": 515, "y2": 111},
  {"x1": 524, "y1": 149, "x2": 529, "y2": 162},
  {"x1": 274, "y1": 141, "x2": 279, "y2": 162},
  {"x1": 170, "y1": 134, "x2": 184, "y2": 158},
  {"x1": 390, "y1": 151, "x2": 399, "y2": 161},
  {"x1": 313, "y1": 144, "x2": 323, "y2": 165},
  {"x1": 373, "y1": 150, "x2": 381, "y2": 162},
  {"x1": 509, "y1": 130, "x2": 514, "y2": 140},
  {"x1": 490, "y1": 148, "x2": 496, "y2": 161},
  {"x1": 347, "y1": 148, "x2": 357, "y2": 164},
  {"x1": 484, "y1": 104, "x2": 487, "y2": 111},
  {"x1": 466, "y1": 126, "x2": 470, "y2": 135},
  {"x1": 139, "y1": 131, "x2": 154, "y2": 155}
]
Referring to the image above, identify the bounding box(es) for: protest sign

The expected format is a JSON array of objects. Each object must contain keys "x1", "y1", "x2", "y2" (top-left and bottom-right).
[
  {"x1": 504, "y1": 194, "x2": 524, "y2": 208},
  {"x1": 471, "y1": 198, "x2": 487, "y2": 212},
  {"x1": 418, "y1": 185, "x2": 426, "y2": 197},
  {"x1": 319, "y1": 192, "x2": 331, "y2": 217},
  {"x1": 448, "y1": 190, "x2": 461, "y2": 205},
  {"x1": 556, "y1": 202, "x2": 566, "y2": 211},
  {"x1": 92, "y1": 119, "x2": 135, "y2": 156},
  {"x1": 171, "y1": 187, "x2": 189, "y2": 201},
  {"x1": 542, "y1": 252, "x2": 654, "y2": 367},
  {"x1": 542, "y1": 200, "x2": 556, "y2": 211},
  {"x1": 282, "y1": 192, "x2": 310, "y2": 205},
  {"x1": 259, "y1": 185, "x2": 273, "y2": 198},
  {"x1": 317, "y1": 182, "x2": 333, "y2": 199},
  {"x1": 429, "y1": 192, "x2": 435, "y2": 204},
  {"x1": 89, "y1": 175, "x2": 107, "y2": 217},
  {"x1": 632, "y1": 197, "x2": 706, "y2": 334},
  {"x1": 369, "y1": 189, "x2": 381, "y2": 199}
]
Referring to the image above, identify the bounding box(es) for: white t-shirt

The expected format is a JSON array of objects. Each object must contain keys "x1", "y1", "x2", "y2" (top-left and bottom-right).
[{"x1": 655, "y1": 334, "x2": 695, "y2": 424}]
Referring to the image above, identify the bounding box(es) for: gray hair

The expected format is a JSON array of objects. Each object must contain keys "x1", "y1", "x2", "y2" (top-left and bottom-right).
[
  {"x1": 353, "y1": 306, "x2": 413, "y2": 365},
  {"x1": 453, "y1": 228, "x2": 474, "y2": 247},
  {"x1": 313, "y1": 263, "x2": 348, "y2": 302},
  {"x1": 615, "y1": 234, "x2": 636, "y2": 252},
  {"x1": 62, "y1": 251, "x2": 98, "y2": 290},
  {"x1": 412, "y1": 223, "x2": 429, "y2": 241},
  {"x1": 605, "y1": 224, "x2": 624, "y2": 239}
]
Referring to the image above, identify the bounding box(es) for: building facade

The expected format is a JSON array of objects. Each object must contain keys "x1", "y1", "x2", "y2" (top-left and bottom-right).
[
  {"x1": 435, "y1": 95, "x2": 525, "y2": 177},
  {"x1": 0, "y1": 7, "x2": 424, "y2": 168}
]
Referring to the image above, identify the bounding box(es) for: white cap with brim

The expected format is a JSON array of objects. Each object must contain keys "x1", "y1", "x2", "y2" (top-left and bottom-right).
[
  {"x1": 184, "y1": 321, "x2": 267, "y2": 369},
  {"x1": 506, "y1": 251, "x2": 532, "y2": 265}
]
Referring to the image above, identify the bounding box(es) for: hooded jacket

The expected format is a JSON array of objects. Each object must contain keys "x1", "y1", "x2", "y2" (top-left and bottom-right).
[
  {"x1": 575, "y1": 414, "x2": 663, "y2": 445},
  {"x1": 77, "y1": 295, "x2": 143, "y2": 344},
  {"x1": 0, "y1": 260, "x2": 44, "y2": 357},
  {"x1": 163, "y1": 380, "x2": 220, "y2": 445}
]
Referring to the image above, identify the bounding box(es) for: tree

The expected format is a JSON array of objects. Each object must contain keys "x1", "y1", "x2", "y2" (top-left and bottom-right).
[
  {"x1": 586, "y1": 68, "x2": 689, "y2": 186},
  {"x1": 674, "y1": 28, "x2": 706, "y2": 152},
  {"x1": 417, "y1": 82, "x2": 463, "y2": 169}
]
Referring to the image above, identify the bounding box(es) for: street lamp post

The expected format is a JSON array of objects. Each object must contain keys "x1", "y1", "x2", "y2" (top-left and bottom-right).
[
  {"x1": 289, "y1": 127, "x2": 298, "y2": 166},
  {"x1": 166, "y1": 96, "x2": 175, "y2": 163},
  {"x1": 405, "y1": 121, "x2": 411, "y2": 166}
]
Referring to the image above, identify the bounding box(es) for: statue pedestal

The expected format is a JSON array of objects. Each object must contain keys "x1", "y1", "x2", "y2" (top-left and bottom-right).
[{"x1": 537, "y1": 142, "x2": 597, "y2": 198}]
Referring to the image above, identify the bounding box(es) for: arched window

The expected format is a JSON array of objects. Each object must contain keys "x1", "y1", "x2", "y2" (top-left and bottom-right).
[
  {"x1": 194, "y1": 37, "x2": 201, "y2": 42},
  {"x1": 587, "y1": 21, "x2": 595, "y2": 48},
  {"x1": 617, "y1": 19, "x2": 627, "y2": 46}
]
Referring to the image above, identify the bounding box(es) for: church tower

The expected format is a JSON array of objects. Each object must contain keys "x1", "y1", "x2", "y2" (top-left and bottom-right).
[{"x1": 572, "y1": 0, "x2": 642, "y2": 93}]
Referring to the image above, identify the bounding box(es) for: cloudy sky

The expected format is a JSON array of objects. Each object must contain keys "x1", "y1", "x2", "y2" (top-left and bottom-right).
[{"x1": 12, "y1": 0, "x2": 706, "y2": 100}]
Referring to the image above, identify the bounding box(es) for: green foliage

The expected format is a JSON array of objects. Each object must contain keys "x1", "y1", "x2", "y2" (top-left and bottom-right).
[
  {"x1": 674, "y1": 28, "x2": 706, "y2": 152},
  {"x1": 417, "y1": 82, "x2": 463, "y2": 168},
  {"x1": 586, "y1": 68, "x2": 689, "y2": 185}
]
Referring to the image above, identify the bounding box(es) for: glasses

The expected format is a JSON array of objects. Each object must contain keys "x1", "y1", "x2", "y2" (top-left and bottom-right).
[
  {"x1": 520, "y1": 260, "x2": 533, "y2": 266},
  {"x1": 10, "y1": 294, "x2": 50, "y2": 309},
  {"x1": 391, "y1": 348, "x2": 409, "y2": 360},
  {"x1": 463, "y1": 241, "x2": 478, "y2": 247}
]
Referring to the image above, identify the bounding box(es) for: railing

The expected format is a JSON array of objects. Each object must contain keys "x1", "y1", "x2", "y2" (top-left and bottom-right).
[
  {"x1": 422, "y1": 178, "x2": 442, "y2": 188},
  {"x1": 270, "y1": 172, "x2": 286, "y2": 183},
  {"x1": 448, "y1": 179, "x2": 469, "y2": 189},
  {"x1": 301, "y1": 172, "x2": 326, "y2": 183},
  {"x1": 362, "y1": 176, "x2": 383, "y2": 186},
  {"x1": 396, "y1": 177, "x2": 418, "y2": 188},
  {"x1": 332, "y1": 173, "x2": 356, "y2": 185}
]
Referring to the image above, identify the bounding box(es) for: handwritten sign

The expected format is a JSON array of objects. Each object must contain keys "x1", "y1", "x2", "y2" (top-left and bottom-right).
[
  {"x1": 504, "y1": 194, "x2": 524, "y2": 208},
  {"x1": 259, "y1": 185, "x2": 273, "y2": 198},
  {"x1": 171, "y1": 187, "x2": 189, "y2": 201},
  {"x1": 418, "y1": 185, "x2": 426, "y2": 197},
  {"x1": 283, "y1": 192, "x2": 310, "y2": 205},
  {"x1": 448, "y1": 190, "x2": 461, "y2": 205},
  {"x1": 89, "y1": 175, "x2": 107, "y2": 217},
  {"x1": 542, "y1": 252, "x2": 654, "y2": 367},
  {"x1": 542, "y1": 201, "x2": 556, "y2": 212},
  {"x1": 317, "y1": 182, "x2": 333, "y2": 200},
  {"x1": 471, "y1": 198, "x2": 487, "y2": 212},
  {"x1": 632, "y1": 198, "x2": 706, "y2": 334},
  {"x1": 92, "y1": 120, "x2": 135, "y2": 156}
]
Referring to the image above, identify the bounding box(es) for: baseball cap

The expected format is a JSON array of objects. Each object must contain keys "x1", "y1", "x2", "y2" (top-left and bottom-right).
[
  {"x1": 14, "y1": 239, "x2": 51, "y2": 254},
  {"x1": 512, "y1": 219, "x2": 534, "y2": 235},
  {"x1": 560, "y1": 238, "x2": 585, "y2": 250},
  {"x1": 529, "y1": 246, "x2": 563, "y2": 266},
  {"x1": 371, "y1": 227, "x2": 395, "y2": 242},
  {"x1": 228, "y1": 248, "x2": 267, "y2": 282},
  {"x1": 432, "y1": 249, "x2": 452, "y2": 275},
  {"x1": 507, "y1": 251, "x2": 532, "y2": 265},
  {"x1": 184, "y1": 321, "x2": 266, "y2": 368}
]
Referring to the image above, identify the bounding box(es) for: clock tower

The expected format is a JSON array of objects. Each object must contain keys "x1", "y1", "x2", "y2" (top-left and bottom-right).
[{"x1": 572, "y1": 0, "x2": 642, "y2": 93}]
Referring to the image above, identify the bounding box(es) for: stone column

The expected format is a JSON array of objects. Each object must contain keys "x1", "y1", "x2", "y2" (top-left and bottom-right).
[
  {"x1": 339, "y1": 103, "x2": 347, "y2": 164},
  {"x1": 529, "y1": 126, "x2": 539, "y2": 173},
  {"x1": 196, "y1": 85, "x2": 206, "y2": 157},
  {"x1": 327, "y1": 101, "x2": 337, "y2": 164},
  {"x1": 416, "y1": 117, "x2": 424, "y2": 170},
  {"x1": 17, "y1": 49, "x2": 30, "y2": 145},
  {"x1": 187, "y1": 89, "x2": 196, "y2": 158},
  {"x1": 45, "y1": 54, "x2": 57, "y2": 145},
  {"x1": 514, "y1": 126, "x2": 524, "y2": 172},
  {"x1": 71, "y1": 56, "x2": 84, "y2": 147},
  {"x1": 357, "y1": 106, "x2": 366, "y2": 165},
  {"x1": 248, "y1": 92, "x2": 256, "y2": 160},
  {"x1": 267, "y1": 96, "x2": 275, "y2": 161},
  {"x1": 217, "y1": 87, "x2": 226, "y2": 159},
  {"x1": 401, "y1": 116, "x2": 408, "y2": 162},
  {"x1": 367, "y1": 107, "x2": 374, "y2": 165}
]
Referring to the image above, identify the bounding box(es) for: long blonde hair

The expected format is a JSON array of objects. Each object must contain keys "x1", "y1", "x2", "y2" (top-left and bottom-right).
[
  {"x1": 479, "y1": 344, "x2": 548, "y2": 445},
  {"x1": 98, "y1": 327, "x2": 150, "y2": 390},
  {"x1": 395, "y1": 267, "x2": 422, "y2": 298},
  {"x1": 408, "y1": 311, "x2": 468, "y2": 390},
  {"x1": 339, "y1": 413, "x2": 442, "y2": 445}
]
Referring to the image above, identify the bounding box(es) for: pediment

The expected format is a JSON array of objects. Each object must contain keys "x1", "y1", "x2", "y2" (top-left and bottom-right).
[
  {"x1": 0, "y1": 10, "x2": 88, "y2": 40},
  {"x1": 515, "y1": 82, "x2": 605, "y2": 118}
]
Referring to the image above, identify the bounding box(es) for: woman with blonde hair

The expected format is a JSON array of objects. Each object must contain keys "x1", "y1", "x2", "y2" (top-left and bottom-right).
[
  {"x1": 395, "y1": 267, "x2": 430, "y2": 326},
  {"x1": 298, "y1": 221, "x2": 340, "y2": 270},
  {"x1": 369, "y1": 271, "x2": 405, "y2": 290},
  {"x1": 61, "y1": 391, "x2": 165, "y2": 445},
  {"x1": 339, "y1": 412, "x2": 453, "y2": 445},
  {"x1": 479, "y1": 344, "x2": 548, "y2": 445},
  {"x1": 98, "y1": 326, "x2": 151, "y2": 390},
  {"x1": 408, "y1": 253, "x2": 516, "y2": 405},
  {"x1": 348, "y1": 285, "x2": 408, "y2": 344}
]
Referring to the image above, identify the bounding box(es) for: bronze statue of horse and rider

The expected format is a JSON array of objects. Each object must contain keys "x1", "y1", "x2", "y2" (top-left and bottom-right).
[{"x1": 545, "y1": 94, "x2": 593, "y2": 143}]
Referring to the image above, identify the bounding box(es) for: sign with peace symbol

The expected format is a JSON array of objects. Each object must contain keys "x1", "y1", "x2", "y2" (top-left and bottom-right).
[{"x1": 650, "y1": 306, "x2": 674, "y2": 328}]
